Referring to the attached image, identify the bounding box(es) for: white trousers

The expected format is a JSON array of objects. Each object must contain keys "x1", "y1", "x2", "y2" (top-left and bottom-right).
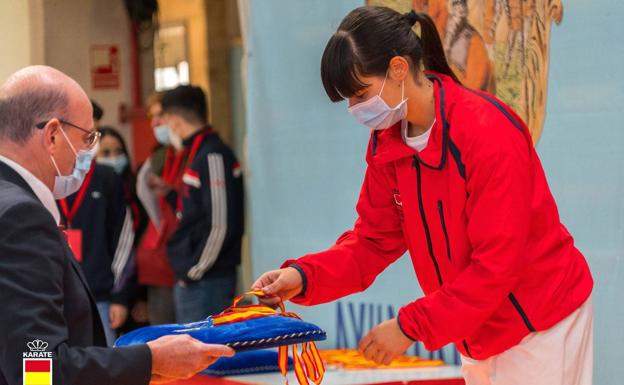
[{"x1": 461, "y1": 297, "x2": 593, "y2": 385}]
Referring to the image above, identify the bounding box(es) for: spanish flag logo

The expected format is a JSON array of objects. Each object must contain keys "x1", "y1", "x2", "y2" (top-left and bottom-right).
[{"x1": 23, "y1": 359, "x2": 52, "y2": 385}]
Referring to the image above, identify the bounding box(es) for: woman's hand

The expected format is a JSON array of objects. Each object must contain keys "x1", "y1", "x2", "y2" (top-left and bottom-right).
[
  {"x1": 251, "y1": 267, "x2": 303, "y2": 307},
  {"x1": 358, "y1": 318, "x2": 413, "y2": 365}
]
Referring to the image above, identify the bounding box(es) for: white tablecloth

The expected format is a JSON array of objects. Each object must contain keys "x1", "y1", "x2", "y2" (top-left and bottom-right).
[{"x1": 227, "y1": 365, "x2": 463, "y2": 385}]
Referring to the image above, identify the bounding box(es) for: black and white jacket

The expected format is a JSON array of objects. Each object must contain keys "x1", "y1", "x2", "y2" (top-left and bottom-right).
[
  {"x1": 58, "y1": 164, "x2": 135, "y2": 305},
  {"x1": 167, "y1": 129, "x2": 244, "y2": 283}
]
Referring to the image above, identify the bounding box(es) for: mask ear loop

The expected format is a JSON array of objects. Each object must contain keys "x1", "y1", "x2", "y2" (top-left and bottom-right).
[
  {"x1": 381, "y1": 68, "x2": 406, "y2": 104},
  {"x1": 378, "y1": 70, "x2": 389, "y2": 96},
  {"x1": 50, "y1": 155, "x2": 62, "y2": 176},
  {"x1": 379, "y1": 69, "x2": 407, "y2": 108},
  {"x1": 58, "y1": 126, "x2": 79, "y2": 157},
  {"x1": 49, "y1": 124, "x2": 75, "y2": 177}
]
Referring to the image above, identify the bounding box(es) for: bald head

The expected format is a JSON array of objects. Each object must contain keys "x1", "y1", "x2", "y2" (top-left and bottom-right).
[{"x1": 0, "y1": 65, "x2": 92, "y2": 144}]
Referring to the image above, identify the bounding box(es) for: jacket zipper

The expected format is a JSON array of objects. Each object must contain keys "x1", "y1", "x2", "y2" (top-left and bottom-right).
[
  {"x1": 437, "y1": 200, "x2": 452, "y2": 261},
  {"x1": 413, "y1": 157, "x2": 443, "y2": 286},
  {"x1": 439, "y1": 199, "x2": 471, "y2": 358}
]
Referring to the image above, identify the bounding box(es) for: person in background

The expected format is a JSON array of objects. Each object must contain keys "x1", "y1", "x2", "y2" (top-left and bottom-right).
[
  {"x1": 97, "y1": 126, "x2": 148, "y2": 237},
  {"x1": 91, "y1": 99, "x2": 103, "y2": 129},
  {"x1": 163, "y1": 85, "x2": 244, "y2": 323},
  {"x1": 97, "y1": 126, "x2": 150, "y2": 332},
  {"x1": 56, "y1": 111, "x2": 133, "y2": 346},
  {"x1": 135, "y1": 91, "x2": 178, "y2": 325}
]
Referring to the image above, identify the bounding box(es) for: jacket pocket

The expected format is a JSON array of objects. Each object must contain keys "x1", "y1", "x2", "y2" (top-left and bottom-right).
[{"x1": 437, "y1": 200, "x2": 452, "y2": 261}]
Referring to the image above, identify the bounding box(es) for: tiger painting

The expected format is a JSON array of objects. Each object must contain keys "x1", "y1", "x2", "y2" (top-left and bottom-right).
[{"x1": 368, "y1": 0, "x2": 564, "y2": 143}]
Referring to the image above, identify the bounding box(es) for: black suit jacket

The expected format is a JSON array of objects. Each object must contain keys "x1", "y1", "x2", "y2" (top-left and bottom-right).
[{"x1": 0, "y1": 162, "x2": 151, "y2": 385}]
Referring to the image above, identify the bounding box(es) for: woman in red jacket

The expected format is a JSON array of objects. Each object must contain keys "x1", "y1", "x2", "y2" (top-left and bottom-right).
[{"x1": 253, "y1": 6, "x2": 593, "y2": 385}]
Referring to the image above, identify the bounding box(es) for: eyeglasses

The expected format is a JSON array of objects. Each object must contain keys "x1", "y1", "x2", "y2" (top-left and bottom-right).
[{"x1": 36, "y1": 119, "x2": 101, "y2": 148}]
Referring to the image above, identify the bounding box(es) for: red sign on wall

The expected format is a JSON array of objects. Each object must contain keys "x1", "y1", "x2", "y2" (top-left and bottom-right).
[{"x1": 90, "y1": 44, "x2": 120, "y2": 89}]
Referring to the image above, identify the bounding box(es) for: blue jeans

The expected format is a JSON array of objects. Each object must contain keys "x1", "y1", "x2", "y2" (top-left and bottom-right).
[
  {"x1": 174, "y1": 272, "x2": 237, "y2": 323},
  {"x1": 96, "y1": 301, "x2": 116, "y2": 347}
]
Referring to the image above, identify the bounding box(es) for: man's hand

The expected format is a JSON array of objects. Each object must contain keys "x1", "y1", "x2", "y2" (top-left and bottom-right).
[
  {"x1": 147, "y1": 335, "x2": 235, "y2": 383},
  {"x1": 109, "y1": 304, "x2": 128, "y2": 329},
  {"x1": 251, "y1": 267, "x2": 303, "y2": 306},
  {"x1": 358, "y1": 318, "x2": 413, "y2": 365}
]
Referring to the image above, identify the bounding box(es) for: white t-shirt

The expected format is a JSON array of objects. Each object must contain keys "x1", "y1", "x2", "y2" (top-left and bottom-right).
[{"x1": 402, "y1": 118, "x2": 435, "y2": 152}]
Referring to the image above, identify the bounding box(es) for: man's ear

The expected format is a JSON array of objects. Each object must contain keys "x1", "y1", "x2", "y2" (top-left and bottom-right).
[{"x1": 43, "y1": 119, "x2": 61, "y2": 152}]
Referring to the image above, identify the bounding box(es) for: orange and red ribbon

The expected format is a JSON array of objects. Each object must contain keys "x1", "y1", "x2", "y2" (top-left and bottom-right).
[{"x1": 213, "y1": 290, "x2": 325, "y2": 385}]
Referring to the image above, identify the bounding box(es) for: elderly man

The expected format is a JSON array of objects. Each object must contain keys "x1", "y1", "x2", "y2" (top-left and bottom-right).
[{"x1": 0, "y1": 66, "x2": 234, "y2": 385}]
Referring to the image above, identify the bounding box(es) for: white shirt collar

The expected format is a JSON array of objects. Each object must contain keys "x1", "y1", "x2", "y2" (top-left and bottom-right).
[
  {"x1": 0, "y1": 155, "x2": 61, "y2": 224},
  {"x1": 402, "y1": 118, "x2": 436, "y2": 152}
]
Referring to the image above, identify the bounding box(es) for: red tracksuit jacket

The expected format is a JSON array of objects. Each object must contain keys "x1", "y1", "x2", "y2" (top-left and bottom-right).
[{"x1": 283, "y1": 72, "x2": 593, "y2": 360}]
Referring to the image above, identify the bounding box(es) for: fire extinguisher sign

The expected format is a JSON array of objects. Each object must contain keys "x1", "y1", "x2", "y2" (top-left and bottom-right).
[{"x1": 90, "y1": 44, "x2": 120, "y2": 90}]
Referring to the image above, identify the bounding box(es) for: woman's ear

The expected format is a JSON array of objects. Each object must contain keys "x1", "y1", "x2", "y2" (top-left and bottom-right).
[{"x1": 388, "y1": 56, "x2": 410, "y2": 82}]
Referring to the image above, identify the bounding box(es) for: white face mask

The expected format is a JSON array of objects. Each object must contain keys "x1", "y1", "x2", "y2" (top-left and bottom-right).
[
  {"x1": 50, "y1": 127, "x2": 97, "y2": 199},
  {"x1": 348, "y1": 71, "x2": 408, "y2": 130},
  {"x1": 97, "y1": 154, "x2": 128, "y2": 175},
  {"x1": 153, "y1": 124, "x2": 171, "y2": 145}
]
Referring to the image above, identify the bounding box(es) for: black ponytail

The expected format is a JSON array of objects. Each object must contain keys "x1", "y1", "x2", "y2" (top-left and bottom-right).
[
  {"x1": 410, "y1": 11, "x2": 459, "y2": 83},
  {"x1": 321, "y1": 6, "x2": 459, "y2": 102}
]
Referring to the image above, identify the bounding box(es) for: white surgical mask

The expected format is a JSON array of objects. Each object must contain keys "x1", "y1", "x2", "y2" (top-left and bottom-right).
[
  {"x1": 50, "y1": 127, "x2": 97, "y2": 199},
  {"x1": 153, "y1": 124, "x2": 171, "y2": 145},
  {"x1": 348, "y1": 71, "x2": 408, "y2": 130},
  {"x1": 97, "y1": 154, "x2": 128, "y2": 175}
]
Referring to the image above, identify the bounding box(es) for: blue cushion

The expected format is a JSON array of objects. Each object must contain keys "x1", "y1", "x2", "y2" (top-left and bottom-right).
[
  {"x1": 200, "y1": 350, "x2": 293, "y2": 377},
  {"x1": 114, "y1": 315, "x2": 326, "y2": 351}
]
